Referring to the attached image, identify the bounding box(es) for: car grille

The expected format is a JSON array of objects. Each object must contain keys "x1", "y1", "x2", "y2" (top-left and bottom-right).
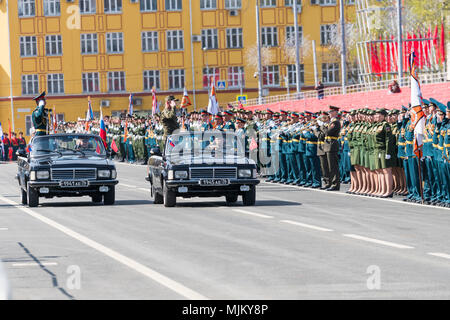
[
  {"x1": 190, "y1": 167, "x2": 236, "y2": 179},
  {"x1": 51, "y1": 168, "x2": 97, "y2": 180}
]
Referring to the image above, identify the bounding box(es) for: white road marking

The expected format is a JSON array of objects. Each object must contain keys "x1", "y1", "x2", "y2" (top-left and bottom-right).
[
  {"x1": 119, "y1": 183, "x2": 138, "y2": 188},
  {"x1": 231, "y1": 209, "x2": 274, "y2": 219},
  {"x1": 12, "y1": 262, "x2": 58, "y2": 267},
  {"x1": 428, "y1": 252, "x2": 450, "y2": 260},
  {"x1": 0, "y1": 227, "x2": 8, "y2": 231},
  {"x1": 0, "y1": 195, "x2": 208, "y2": 300},
  {"x1": 138, "y1": 188, "x2": 150, "y2": 192},
  {"x1": 342, "y1": 234, "x2": 414, "y2": 249},
  {"x1": 280, "y1": 220, "x2": 333, "y2": 232}
]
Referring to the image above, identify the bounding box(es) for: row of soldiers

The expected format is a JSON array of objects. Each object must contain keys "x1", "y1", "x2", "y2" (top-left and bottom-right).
[{"x1": 1, "y1": 132, "x2": 27, "y2": 162}]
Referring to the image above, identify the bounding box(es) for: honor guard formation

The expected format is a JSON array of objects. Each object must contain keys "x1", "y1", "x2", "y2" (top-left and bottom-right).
[{"x1": 2, "y1": 92, "x2": 449, "y2": 208}]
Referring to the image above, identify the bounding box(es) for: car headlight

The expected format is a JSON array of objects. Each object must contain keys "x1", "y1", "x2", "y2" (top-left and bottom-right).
[
  {"x1": 98, "y1": 170, "x2": 111, "y2": 178},
  {"x1": 168, "y1": 170, "x2": 174, "y2": 180},
  {"x1": 238, "y1": 169, "x2": 252, "y2": 178},
  {"x1": 111, "y1": 169, "x2": 117, "y2": 179},
  {"x1": 36, "y1": 170, "x2": 50, "y2": 180},
  {"x1": 174, "y1": 171, "x2": 188, "y2": 179},
  {"x1": 30, "y1": 171, "x2": 36, "y2": 181}
]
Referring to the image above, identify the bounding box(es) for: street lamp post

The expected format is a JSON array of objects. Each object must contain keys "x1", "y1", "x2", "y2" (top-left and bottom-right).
[{"x1": 256, "y1": 2, "x2": 263, "y2": 105}]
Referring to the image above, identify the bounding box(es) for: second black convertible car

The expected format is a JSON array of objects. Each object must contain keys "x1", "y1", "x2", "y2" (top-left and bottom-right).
[
  {"x1": 146, "y1": 131, "x2": 260, "y2": 207},
  {"x1": 16, "y1": 134, "x2": 118, "y2": 207}
]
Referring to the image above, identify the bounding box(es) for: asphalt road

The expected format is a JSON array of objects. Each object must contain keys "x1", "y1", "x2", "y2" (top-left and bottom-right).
[{"x1": 1, "y1": 161, "x2": 450, "y2": 300}]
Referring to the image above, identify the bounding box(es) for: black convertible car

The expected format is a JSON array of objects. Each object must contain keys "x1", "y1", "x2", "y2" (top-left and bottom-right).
[
  {"x1": 146, "y1": 131, "x2": 259, "y2": 207},
  {"x1": 16, "y1": 133, "x2": 118, "y2": 207}
]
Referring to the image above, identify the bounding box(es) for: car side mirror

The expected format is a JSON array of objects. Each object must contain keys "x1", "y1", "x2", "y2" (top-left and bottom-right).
[
  {"x1": 16, "y1": 149, "x2": 27, "y2": 158},
  {"x1": 150, "y1": 147, "x2": 161, "y2": 157}
]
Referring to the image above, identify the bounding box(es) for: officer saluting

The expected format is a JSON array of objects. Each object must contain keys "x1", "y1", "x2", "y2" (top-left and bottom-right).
[
  {"x1": 32, "y1": 91, "x2": 48, "y2": 136},
  {"x1": 324, "y1": 105, "x2": 341, "y2": 191}
]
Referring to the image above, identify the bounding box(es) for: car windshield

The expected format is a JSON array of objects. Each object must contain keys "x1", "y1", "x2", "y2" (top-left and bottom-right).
[
  {"x1": 165, "y1": 131, "x2": 245, "y2": 159},
  {"x1": 31, "y1": 135, "x2": 106, "y2": 157}
]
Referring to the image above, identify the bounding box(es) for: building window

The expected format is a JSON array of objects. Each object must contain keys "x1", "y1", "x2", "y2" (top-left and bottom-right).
[
  {"x1": 47, "y1": 74, "x2": 64, "y2": 94},
  {"x1": 260, "y1": 0, "x2": 276, "y2": 7},
  {"x1": 140, "y1": 0, "x2": 157, "y2": 11},
  {"x1": 81, "y1": 34, "x2": 98, "y2": 54},
  {"x1": 104, "y1": 0, "x2": 122, "y2": 13},
  {"x1": 143, "y1": 70, "x2": 160, "y2": 90},
  {"x1": 202, "y1": 67, "x2": 219, "y2": 88},
  {"x1": 320, "y1": 0, "x2": 336, "y2": 5},
  {"x1": 320, "y1": 24, "x2": 335, "y2": 45},
  {"x1": 108, "y1": 71, "x2": 126, "y2": 92},
  {"x1": 142, "y1": 31, "x2": 158, "y2": 52},
  {"x1": 82, "y1": 73, "x2": 100, "y2": 93},
  {"x1": 285, "y1": 0, "x2": 302, "y2": 6},
  {"x1": 25, "y1": 115, "x2": 32, "y2": 136},
  {"x1": 44, "y1": 0, "x2": 60, "y2": 16},
  {"x1": 20, "y1": 36, "x2": 37, "y2": 57},
  {"x1": 166, "y1": 0, "x2": 182, "y2": 11},
  {"x1": 263, "y1": 65, "x2": 280, "y2": 87},
  {"x1": 167, "y1": 30, "x2": 184, "y2": 51},
  {"x1": 22, "y1": 74, "x2": 39, "y2": 95},
  {"x1": 285, "y1": 26, "x2": 303, "y2": 45},
  {"x1": 322, "y1": 63, "x2": 339, "y2": 84},
  {"x1": 226, "y1": 28, "x2": 243, "y2": 49},
  {"x1": 106, "y1": 32, "x2": 124, "y2": 54},
  {"x1": 168, "y1": 69, "x2": 185, "y2": 90},
  {"x1": 228, "y1": 67, "x2": 244, "y2": 88},
  {"x1": 201, "y1": 29, "x2": 218, "y2": 50},
  {"x1": 287, "y1": 64, "x2": 304, "y2": 85},
  {"x1": 200, "y1": 0, "x2": 216, "y2": 10},
  {"x1": 261, "y1": 27, "x2": 278, "y2": 47},
  {"x1": 80, "y1": 0, "x2": 96, "y2": 14},
  {"x1": 18, "y1": 0, "x2": 35, "y2": 17},
  {"x1": 346, "y1": 0, "x2": 355, "y2": 4},
  {"x1": 225, "y1": 0, "x2": 241, "y2": 9},
  {"x1": 45, "y1": 35, "x2": 63, "y2": 56}
]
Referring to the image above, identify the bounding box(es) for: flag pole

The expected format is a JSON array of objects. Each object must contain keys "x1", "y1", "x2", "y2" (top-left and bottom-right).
[{"x1": 416, "y1": 147, "x2": 424, "y2": 205}]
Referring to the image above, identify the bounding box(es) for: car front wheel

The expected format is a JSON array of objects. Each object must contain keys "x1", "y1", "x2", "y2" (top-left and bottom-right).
[
  {"x1": 242, "y1": 186, "x2": 256, "y2": 206},
  {"x1": 27, "y1": 185, "x2": 39, "y2": 208},
  {"x1": 225, "y1": 194, "x2": 238, "y2": 204},
  {"x1": 104, "y1": 186, "x2": 115, "y2": 205},
  {"x1": 163, "y1": 183, "x2": 176, "y2": 207}
]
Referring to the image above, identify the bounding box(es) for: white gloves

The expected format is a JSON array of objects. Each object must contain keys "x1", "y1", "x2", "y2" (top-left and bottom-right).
[
  {"x1": 317, "y1": 120, "x2": 323, "y2": 126},
  {"x1": 38, "y1": 100, "x2": 46, "y2": 107},
  {"x1": 385, "y1": 154, "x2": 391, "y2": 160}
]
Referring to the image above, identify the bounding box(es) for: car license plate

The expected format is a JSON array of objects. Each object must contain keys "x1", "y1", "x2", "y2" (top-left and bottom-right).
[
  {"x1": 199, "y1": 178, "x2": 229, "y2": 186},
  {"x1": 60, "y1": 180, "x2": 89, "y2": 188}
]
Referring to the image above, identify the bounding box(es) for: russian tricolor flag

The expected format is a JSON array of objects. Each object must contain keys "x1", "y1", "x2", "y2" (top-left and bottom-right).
[
  {"x1": 128, "y1": 93, "x2": 134, "y2": 116},
  {"x1": 99, "y1": 108, "x2": 107, "y2": 148}
]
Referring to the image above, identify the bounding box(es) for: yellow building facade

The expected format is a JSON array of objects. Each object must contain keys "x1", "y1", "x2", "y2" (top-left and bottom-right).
[{"x1": 0, "y1": 0, "x2": 354, "y2": 136}]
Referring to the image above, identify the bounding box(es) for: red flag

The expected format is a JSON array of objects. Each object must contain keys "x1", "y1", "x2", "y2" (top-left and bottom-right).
[
  {"x1": 439, "y1": 22, "x2": 445, "y2": 65},
  {"x1": 413, "y1": 33, "x2": 419, "y2": 59},
  {"x1": 385, "y1": 40, "x2": 391, "y2": 72},
  {"x1": 111, "y1": 139, "x2": 119, "y2": 153},
  {"x1": 424, "y1": 26, "x2": 431, "y2": 68},
  {"x1": 433, "y1": 25, "x2": 439, "y2": 64},
  {"x1": 379, "y1": 38, "x2": 386, "y2": 73},
  {"x1": 8, "y1": 119, "x2": 11, "y2": 140},
  {"x1": 8, "y1": 147, "x2": 12, "y2": 161},
  {"x1": 391, "y1": 35, "x2": 398, "y2": 72},
  {"x1": 370, "y1": 42, "x2": 381, "y2": 76}
]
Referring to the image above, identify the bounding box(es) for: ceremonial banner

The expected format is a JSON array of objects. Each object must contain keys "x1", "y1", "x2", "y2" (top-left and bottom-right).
[
  {"x1": 207, "y1": 77, "x2": 219, "y2": 115},
  {"x1": 409, "y1": 52, "x2": 425, "y2": 159}
]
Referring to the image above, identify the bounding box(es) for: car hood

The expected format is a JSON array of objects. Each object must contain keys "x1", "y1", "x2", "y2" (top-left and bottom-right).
[
  {"x1": 167, "y1": 154, "x2": 255, "y2": 166},
  {"x1": 31, "y1": 155, "x2": 114, "y2": 167}
]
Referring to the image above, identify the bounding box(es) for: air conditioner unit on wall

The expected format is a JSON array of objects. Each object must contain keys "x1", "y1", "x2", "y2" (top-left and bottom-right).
[
  {"x1": 192, "y1": 35, "x2": 201, "y2": 42},
  {"x1": 100, "y1": 100, "x2": 110, "y2": 107},
  {"x1": 229, "y1": 10, "x2": 239, "y2": 16}
]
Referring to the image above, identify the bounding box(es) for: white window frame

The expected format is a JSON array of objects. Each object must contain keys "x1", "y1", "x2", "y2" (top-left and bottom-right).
[
  {"x1": 18, "y1": 0, "x2": 35, "y2": 17},
  {"x1": 322, "y1": 63, "x2": 340, "y2": 84},
  {"x1": 201, "y1": 29, "x2": 218, "y2": 50},
  {"x1": 108, "y1": 71, "x2": 126, "y2": 92},
  {"x1": 226, "y1": 28, "x2": 243, "y2": 49},
  {"x1": 25, "y1": 115, "x2": 32, "y2": 136},
  {"x1": 167, "y1": 30, "x2": 184, "y2": 51},
  {"x1": 228, "y1": 66, "x2": 245, "y2": 88},
  {"x1": 261, "y1": 27, "x2": 278, "y2": 47},
  {"x1": 285, "y1": 26, "x2": 303, "y2": 45},
  {"x1": 285, "y1": 0, "x2": 302, "y2": 6},
  {"x1": 104, "y1": 0, "x2": 122, "y2": 14},
  {"x1": 43, "y1": 0, "x2": 60, "y2": 16},
  {"x1": 81, "y1": 33, "x2": 98, "y2": 55},
  {"x1": 225, "y1": 0, "x2": 241, "y2": 9},
  {"x1": 320, "y1": 24, "x2": 335, "y2": 46},
  {"x1": 260, "y1": 0, "x2": 276, "y2": 7},
  {"x1": 202, "y1": 67, "x2": 219, "y2": 88},
  {"x1": 20, "y1": 36, "x2": 37, "y2": 57},
  {"x1": 47, "y1": 74, "x2": 64, "y2": 94},
  {"x1": 168, "y1": 69, "x2": 185, "y2": 90},
  {"x1": 142, "y1": 31, "x2": 159, "y2": 52},
  {"x1": 22, "y1": 74, "x2": 39, "y2": 96},
  {"x1": 287, "y1": 64, "x2": 304, "y2": 86},
  {"x1": 45, "y1": 35, "x2": 63, "y2": 56},
  {"x1": 320, "y1": 0, "x2": 336, "y2": 6},
  {"x1": 82, "y1": 72, "x2": 100, "y2": 93},
  {"x1": 80, "y1": 0, "x2": 96, "y2": 14},
  {"x1": 263, "y1": 65, "x2": 280, "y2": 87},
  {"x1": 140, "y1": 0, "x2": 157, "y2": 11},
  {"x1": 143, "y1": 70, "x2": 160, "y2": 91},
  {"x1": 106, "y1": 32, "x2": 124, "y2": 54},
  {"x1": 165, "y1": 0, "x2": 182, "y2": 11},
  {"x1": 200, "y1": 0, "x2": 216, "y2": 10},
  {"x1": 346, "y1": 0, "x2": 355, "y2": 4}
]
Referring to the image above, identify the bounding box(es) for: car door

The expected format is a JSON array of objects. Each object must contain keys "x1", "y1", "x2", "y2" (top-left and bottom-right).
[{"x1": 17, "y1": 155, "x2": 29, "y2": 190}]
